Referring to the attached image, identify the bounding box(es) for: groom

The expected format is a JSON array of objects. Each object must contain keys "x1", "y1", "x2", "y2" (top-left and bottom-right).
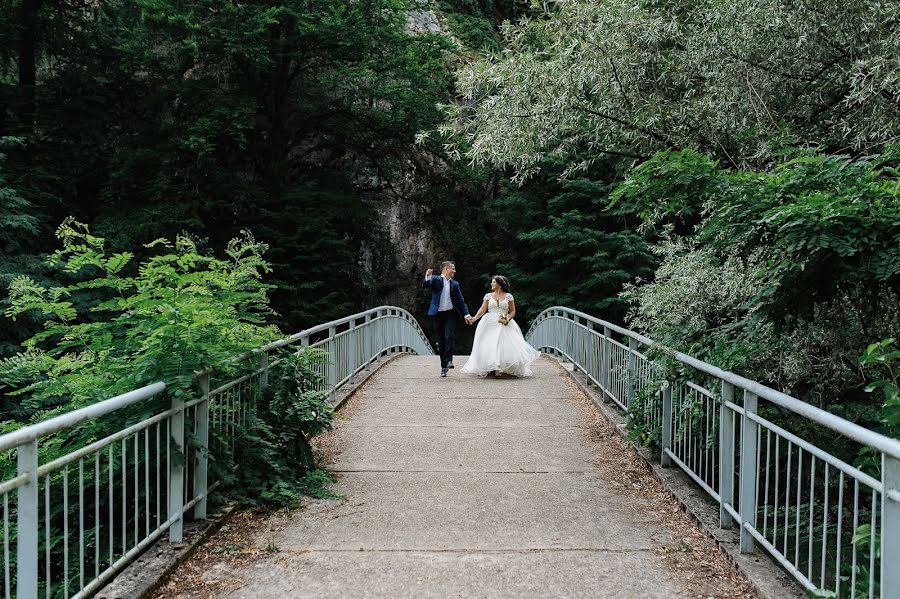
[{"x1": 424, "y1": 261, "x2": 473, "y2": 377}]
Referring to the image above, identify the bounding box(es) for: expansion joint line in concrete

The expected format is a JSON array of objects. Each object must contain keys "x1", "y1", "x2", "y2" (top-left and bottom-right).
[
  {"x1": 329, "y1": 469, "x2": 595, "y2": 474},
  {"x1": 274, "y1": 548, "x2": 657, "y2": 555}
]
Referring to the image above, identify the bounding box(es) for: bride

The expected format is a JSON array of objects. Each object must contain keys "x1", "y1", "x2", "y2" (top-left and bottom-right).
[{"x1": 461, "y1": 275, "x2": 541, "y2": 377}]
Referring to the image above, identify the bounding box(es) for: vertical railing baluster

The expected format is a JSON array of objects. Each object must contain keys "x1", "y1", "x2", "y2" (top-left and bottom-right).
[
  {"x1": 79, "y1": 459, "x2": 84, "y2": 593},
  {"x1": 762, "y1": 430, "x2": 771, "y2": 538},
  {"x1": 3, "y1": 493, "x2": 8, "y2": 599},
  {"x1": 851, "y1": 479, "x2": 859, "y2": 597},
  {"x1": 773, "y1": 435, "x2": 780, "y2": 545},
  {"x1": 62, "y1": 468, "x2": 70, "y2": 595},
  {"x1": 835, "y1": 471, "x2": 844, "y2": 595},
  {"x1": 45, "y1": 477, "x2": 50, "y2": 599},
  {"x1": 107, "y1": 446, "x2": 113, "y2": 570},
  {"x1": 821, "y1": 463, "x2": 829, "y2": 588},
  {"x1": 144, "y1": 430, "x2": 150, "y2": 539},
  {"x1": 883, "y1": 453, "x2": 899, "y2": 599},
  {"x1": 133, "y1": 434, "x2": 138, "y2": 549},
  {"x1": 94, "y1": 453, "x2": 99, "y2": 581},
  {"x1": 784, "y1": 442, "x2": 793, "y2": 554},
  {"x1": 121, "y1": 439, "x2": 126, "y2": 556},
  {"x1": 739, "y1": 390, "x2": 759, "y2": 553},
  {"x1": 869, "y1": 492, "x2": 876, "y2": 599},
  {"x1": 795, "y1": 449, "x2": 803, "y2": 567},
  {"x1": 704, "y1": 397, "x2": 711, "y2": 486},
  {"x1": 155, "y1": 424, "x2": 160, "y2": 530},
  {"x1": 16, "y1": 439, "x2": 39, "y2": 599},
  {"x1": 808, "y1": 456, "x2": 816, "y2": 579}
]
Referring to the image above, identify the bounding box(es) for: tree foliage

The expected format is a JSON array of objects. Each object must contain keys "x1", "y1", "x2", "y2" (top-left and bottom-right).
[
  {"x1": 620, "y1": 146, "x2": 900, "y2": 415},
  {"x1": 1, "y1": 220, "x2": 280, "y2": 422},
  {"x1": 1, "y1": 221, "x2": 336, "y2": 510},
  {"x1": 0, "y1": 0, "x2": 459, "y2": 336},
  {"x1": 441, "y1": 0, "x2": 900, "y2": 179},
  {"x1": 487, "y1": 160, "x2": 655, "y2": 322},
  {"x1": 0, "y1": 135, "x2": 46, "y2": 356}
]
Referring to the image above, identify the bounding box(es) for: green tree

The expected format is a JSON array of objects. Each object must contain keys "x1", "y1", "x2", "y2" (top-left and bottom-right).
[
  {"x1": 0, "y1": 136, "x2": 45, "y2": 358},
  {"x1": 0, "y1": 0, "x2": 459, "y2": 332},
  {"x1": 440, "y1": 0, "x2": 900, "y2": 178},
  {"x1": 1, "y1": 220, "x2": 279, "y2": 422},
  {"x1": 619, "y1": 146, "x2": 900, "y2": 414},
  {"x1": 489, "y1": 163, "x2": 655, "y2": 323},
  {"x1": 1, "y1": 220, "x2": 335, "y2": 498}
]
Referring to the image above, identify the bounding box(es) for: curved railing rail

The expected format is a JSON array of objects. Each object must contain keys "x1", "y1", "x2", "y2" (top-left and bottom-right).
[
  {"x1": 0, "y1": 307, "x2": 432, "y2": 598},
  {"x1": 527, "y1": 306, "x2": 900, "y2": 599}
]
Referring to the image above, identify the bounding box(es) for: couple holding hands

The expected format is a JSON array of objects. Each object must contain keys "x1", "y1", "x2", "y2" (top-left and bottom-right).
[{"x1": 423, "y1": 261, "x2": 540, "y2": 378}]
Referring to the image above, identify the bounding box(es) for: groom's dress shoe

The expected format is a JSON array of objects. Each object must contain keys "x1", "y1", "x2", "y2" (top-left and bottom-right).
[{"x1": 441, "y1": 367, "x2": 448, "y2": 377}]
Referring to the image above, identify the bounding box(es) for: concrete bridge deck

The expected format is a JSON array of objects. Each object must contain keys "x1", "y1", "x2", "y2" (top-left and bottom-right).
[{"x1": 157, "y1": 355, "x2": 754, "y2": 598}]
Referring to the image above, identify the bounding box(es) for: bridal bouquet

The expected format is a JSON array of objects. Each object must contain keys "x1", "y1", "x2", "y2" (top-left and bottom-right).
[{"x1": 498, "y1": 314, "x2": 510, "y2": 326}]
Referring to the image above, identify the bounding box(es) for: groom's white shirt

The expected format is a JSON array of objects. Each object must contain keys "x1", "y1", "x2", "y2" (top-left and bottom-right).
[
  {"x1": 438, "y1": 275, "x2": 453, "y2": 311},
  {"x1": 425, "y1": 274, "x2": 454, "y2": 312}
]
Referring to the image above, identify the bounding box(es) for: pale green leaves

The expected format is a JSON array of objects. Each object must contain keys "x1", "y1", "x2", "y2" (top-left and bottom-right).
[{"x1": 441, "y1": 0, "x2": 900, "y2": 179}]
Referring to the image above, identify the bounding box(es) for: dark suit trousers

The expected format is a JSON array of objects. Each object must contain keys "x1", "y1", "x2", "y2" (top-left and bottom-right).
[{"x1": 433, "y1": 309, "x2": 457, "y2": 368}]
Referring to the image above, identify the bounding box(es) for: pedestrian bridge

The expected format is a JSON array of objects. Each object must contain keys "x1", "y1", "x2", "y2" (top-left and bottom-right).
[{"x1": 1, "y1": 307, "x2": 898, "y2": 598}]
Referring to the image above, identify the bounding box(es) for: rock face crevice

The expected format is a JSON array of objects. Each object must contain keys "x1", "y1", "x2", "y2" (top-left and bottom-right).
[{"x1": 347, "y1": 2, "x2": 464, "y2": 314}]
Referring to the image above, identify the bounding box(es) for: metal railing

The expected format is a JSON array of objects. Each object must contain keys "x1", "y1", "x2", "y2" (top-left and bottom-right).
[
  {"x1": 0, "y1": 306, "x2": 432, "y2": 598},
  {"x1": 527, "y1": 307, "x2": 900, "y2": 599}
]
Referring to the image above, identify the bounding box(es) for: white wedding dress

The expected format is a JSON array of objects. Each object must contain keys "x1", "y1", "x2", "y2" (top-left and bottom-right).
[{"x1": 462, "y1": 293, "x2": 541, "y2": 377}]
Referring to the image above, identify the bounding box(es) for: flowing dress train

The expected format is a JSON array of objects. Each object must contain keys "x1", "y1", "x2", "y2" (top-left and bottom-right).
[{"x1": 461, "y1": 293, "x2": 541, "y2": 377}]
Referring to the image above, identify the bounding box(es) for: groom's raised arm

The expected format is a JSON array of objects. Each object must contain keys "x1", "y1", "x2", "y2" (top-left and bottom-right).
[{"x1": 423, "y1": 268, "x2": 437, "y2": 289}]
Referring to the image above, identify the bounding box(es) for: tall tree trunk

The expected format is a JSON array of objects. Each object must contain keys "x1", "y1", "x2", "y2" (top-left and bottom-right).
[
  {"x1": 267, "y1": 20, "x2": 295, "y2": 201},
  {"x1": 18, "y1": 0, "x2": 42, "y2": 131}
]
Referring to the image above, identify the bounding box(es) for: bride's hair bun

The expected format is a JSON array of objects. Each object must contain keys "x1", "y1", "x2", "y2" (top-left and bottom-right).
[{"x1": 492, "y1": 275, "x2": 510, "y2": 293}]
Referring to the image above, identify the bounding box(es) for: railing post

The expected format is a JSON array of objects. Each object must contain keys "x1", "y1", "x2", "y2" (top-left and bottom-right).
[
  {"x1": 16, "y1": 440, "x2": 38, "y2": 599},
  {"x1": 883, "y1": 453, "x2": 900, "y2": 599},
  {"x1": 625, "y1": 337, "x2": 638, "y2": 424},
  {"x1": 169, "y1": 394, "x2": 185, "y2": 542},
  {"x1": 584, "y1": 322, "x2": 594, "y2": 386},
  {"x1": 719, "y1": 381, "x2": 735, "y2": 529},
  {"x1": 739, "y1": 390, "x2": 759, "y2": 553},
  {"x1": 363, "y1": 314, "x2": 372, "y2": 368},
  {"x1": 573, "y1": 316, "x2": 581, "y2": 375},
  {"x1": 193, "y1": 373, "x2": 210, "y2": 520},
  {"x1": 568, "y1": 314, "x2": 576, "y2": 365},
  {"x1": 258, "y1": 351, "x2": 269, "y2": 390},
  {"x1": 601, "y1": 326, "x2": 611, "y2": 400},
  {"x1": 661, "y1": 383, "x2": 673, "y2": 467},
  {"x1": 348, "y1": 318, "x2": 358, "y2": 373},
  {"x1": 569, "y1": 316, "x2": 579, "y2": 375},
  {"x1": 328, "y1": 326, "x2": 337, "y2": 397}
]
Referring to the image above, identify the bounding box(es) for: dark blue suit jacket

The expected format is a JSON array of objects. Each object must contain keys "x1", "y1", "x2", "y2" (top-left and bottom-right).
[{"x1": 423, "y1": 276, "x2": 470, "y2": 318}]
